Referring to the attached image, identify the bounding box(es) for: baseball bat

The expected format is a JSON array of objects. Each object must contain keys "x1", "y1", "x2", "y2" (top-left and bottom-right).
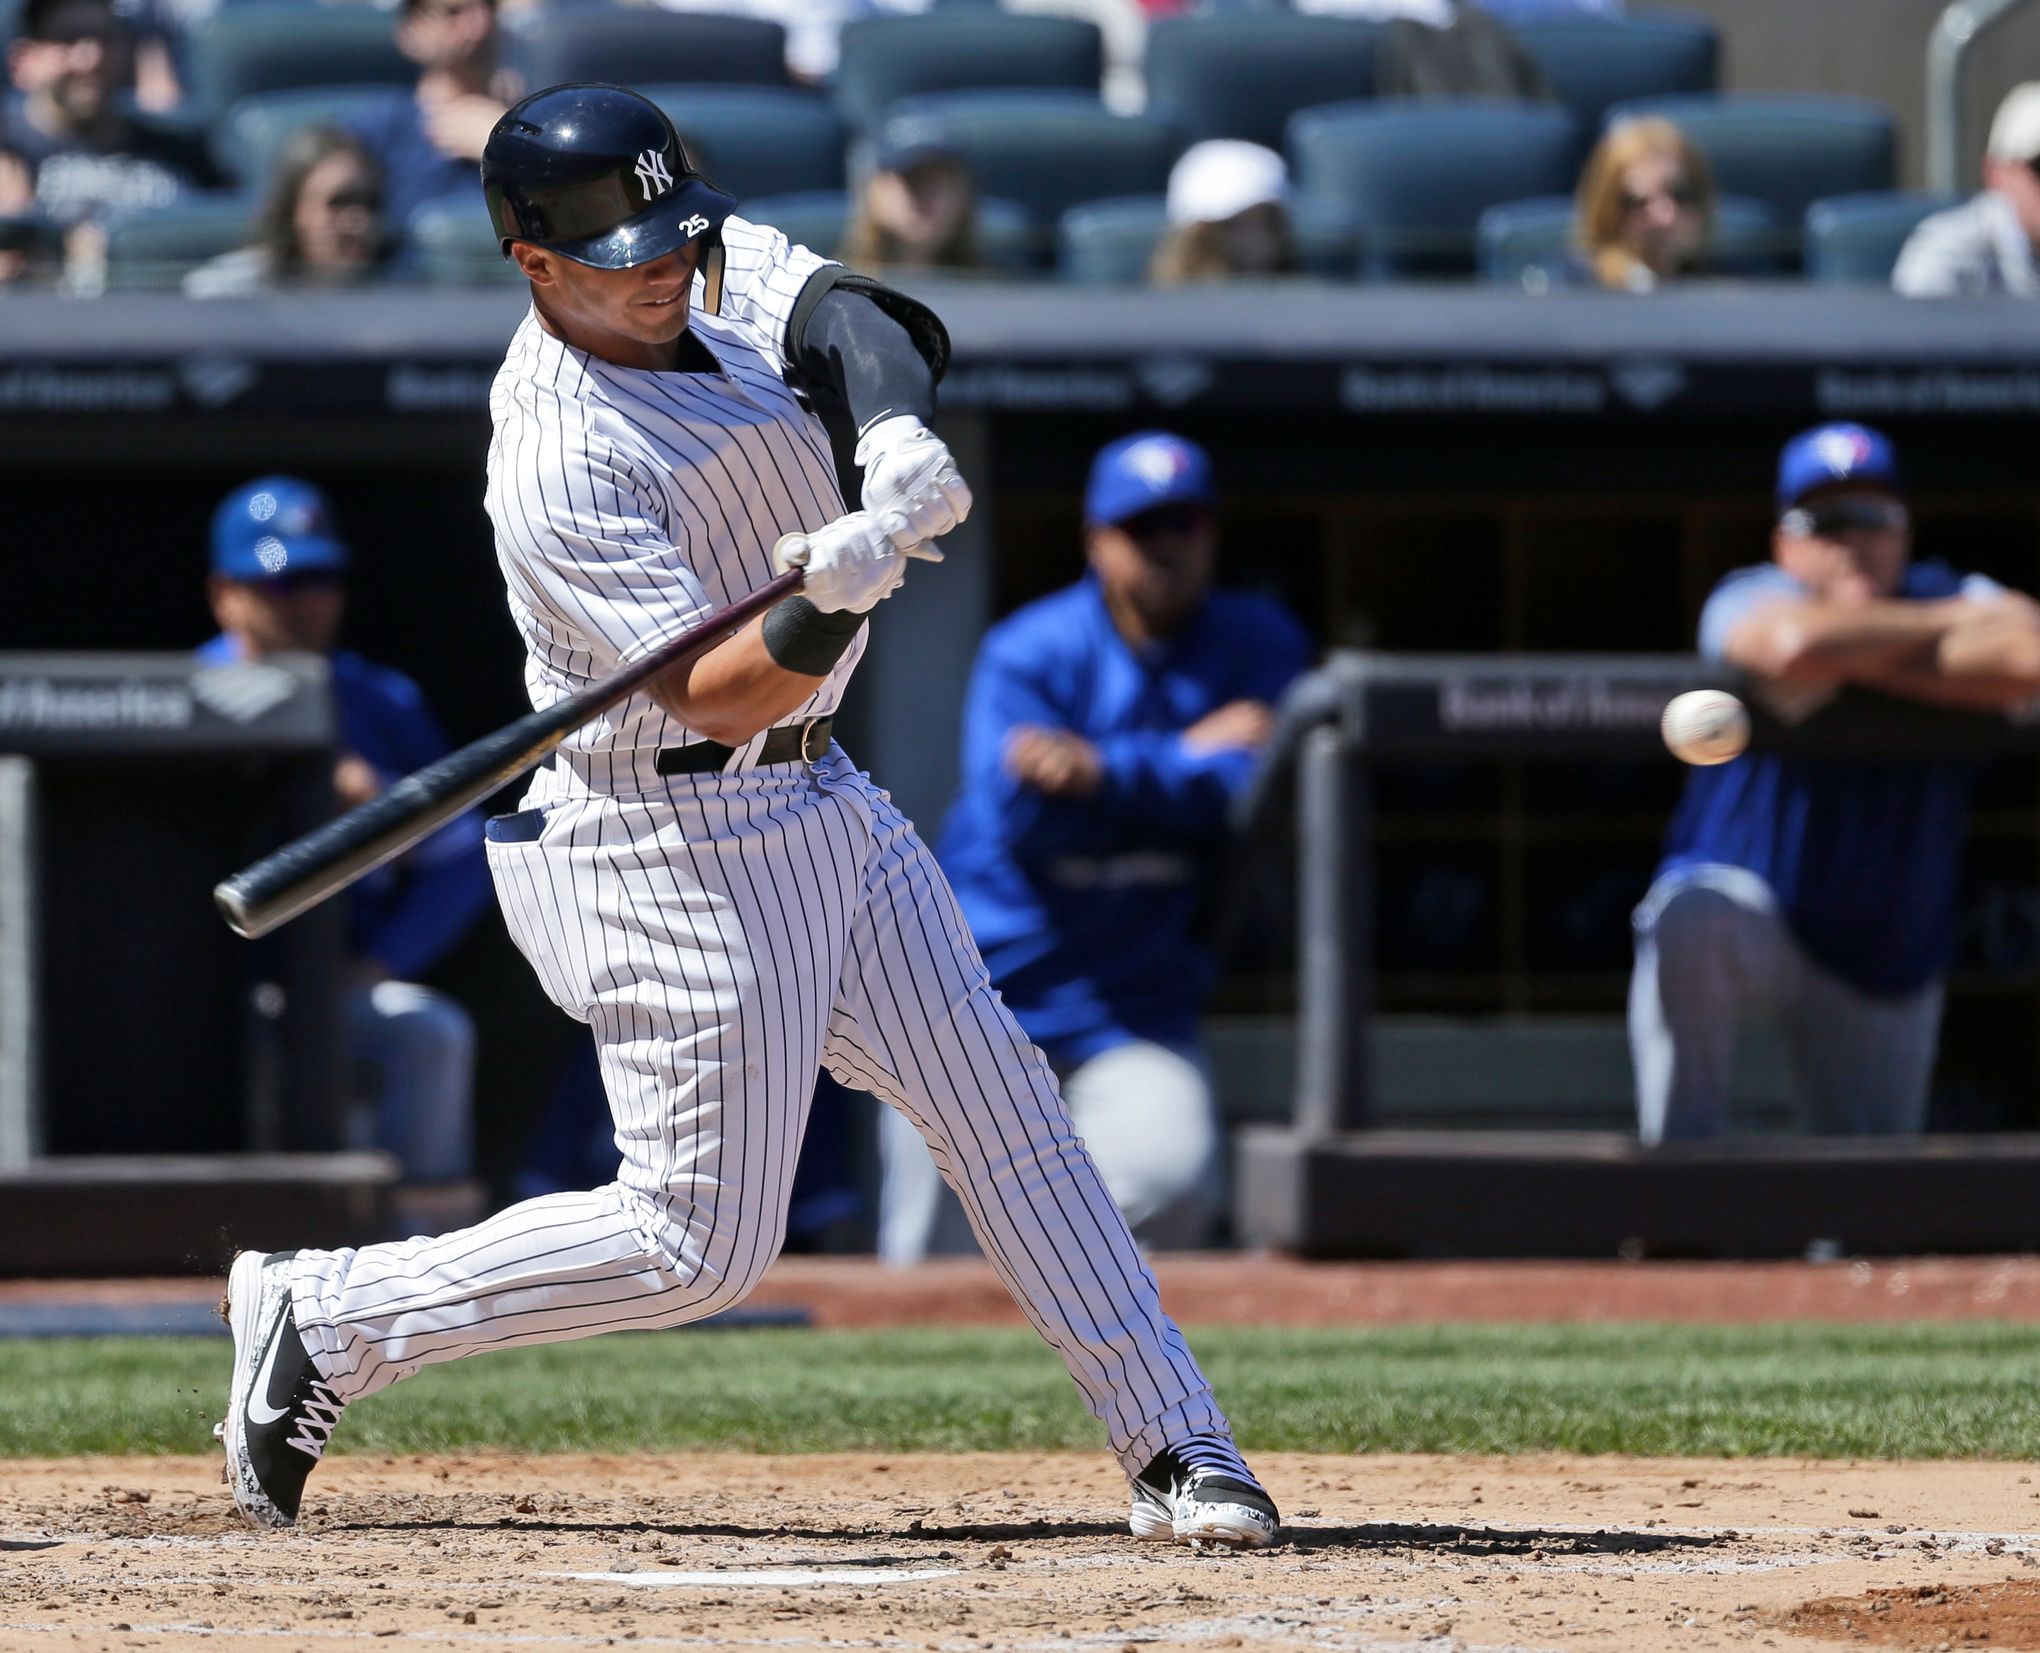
[{"x1": 215, "y1": 566, "x2": 805, "y2": 940}]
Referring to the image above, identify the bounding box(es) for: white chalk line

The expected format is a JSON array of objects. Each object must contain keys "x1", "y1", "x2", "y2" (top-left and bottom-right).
[{"x1": 558, "y1": 1566, "x2": 963, "y2": 1587}]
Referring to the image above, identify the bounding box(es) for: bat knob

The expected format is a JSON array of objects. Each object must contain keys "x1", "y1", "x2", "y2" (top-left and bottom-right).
[{"x1": 773, "y1": 532, "x2": 812, "y2": 573}]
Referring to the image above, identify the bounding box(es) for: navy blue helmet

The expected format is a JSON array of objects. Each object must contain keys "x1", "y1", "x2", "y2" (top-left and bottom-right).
[{"x1": 482, "y1": 83, "x2": 734, "y2": 277}]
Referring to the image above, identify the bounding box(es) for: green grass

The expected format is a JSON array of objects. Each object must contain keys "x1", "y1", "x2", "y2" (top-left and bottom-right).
[{"x1": 6, "y1": 1322, "x2": 2040, "y2": 1461}]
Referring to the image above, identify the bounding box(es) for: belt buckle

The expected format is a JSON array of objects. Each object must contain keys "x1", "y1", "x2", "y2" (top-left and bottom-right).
[{"x1": 798, "y1": 716, "x2": 830, "y2": 764}]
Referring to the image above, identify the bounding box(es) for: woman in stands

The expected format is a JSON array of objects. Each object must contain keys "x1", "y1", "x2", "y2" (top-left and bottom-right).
[
  {"x1": 842, "y1": 115, "x2": 983, "y2": 272},
  {"x1": 187, "y1": 127, "x2": 390, "y2": 298},
  {"x1": 1573, "y1": 116, "x2": 1715, "y2": 292},
  {"x1": 1150, "y1": 140, "x2": 1298, "y2": 286}
]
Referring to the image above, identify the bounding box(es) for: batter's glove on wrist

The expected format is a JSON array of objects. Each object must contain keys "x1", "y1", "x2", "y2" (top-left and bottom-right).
[
  {"x1": 774, "y1": 511, "x2": 906, "y2": 614},
  {"x1": 856, "y1": 415, "x2": 972, "y2": 562}
]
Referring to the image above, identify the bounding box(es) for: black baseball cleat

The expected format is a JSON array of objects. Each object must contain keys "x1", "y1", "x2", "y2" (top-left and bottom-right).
[
  {"x1": 216, "y1": 1249, "x2": 345, "y2": 1529},
  {"x1": 1129, "y1": 1448, "x2": 1281, "y2": 1551}
]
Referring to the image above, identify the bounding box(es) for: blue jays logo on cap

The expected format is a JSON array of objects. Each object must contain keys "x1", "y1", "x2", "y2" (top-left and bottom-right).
[
  {"x1": 211, "y1": 476, "x2": 351, "y2": 582},
  {"x1": 1776, "y1": 422, "x2": 1902, "y2": 511},
  {"x1": 1085, "y1": 431, "x2": 1217, "y2": 527}
]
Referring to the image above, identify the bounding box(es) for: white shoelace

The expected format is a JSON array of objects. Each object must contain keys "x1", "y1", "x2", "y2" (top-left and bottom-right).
[{"x1": 286, "y1": 1382, "x2": 345, "y2": 1460}]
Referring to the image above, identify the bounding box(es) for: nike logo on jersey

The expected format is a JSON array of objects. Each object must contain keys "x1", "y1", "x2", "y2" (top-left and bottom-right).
[{"x1": 245, "y1": 1310, "x2": 292, "y2": 1426}]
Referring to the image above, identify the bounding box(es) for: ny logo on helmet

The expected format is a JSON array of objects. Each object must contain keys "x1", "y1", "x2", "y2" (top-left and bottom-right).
[
  {"x1": 678, "y1": 214, "x2": 710, "y2": 238},
  {"x1": 633, "y1": 148, "x2": 674, "y2": 201}
]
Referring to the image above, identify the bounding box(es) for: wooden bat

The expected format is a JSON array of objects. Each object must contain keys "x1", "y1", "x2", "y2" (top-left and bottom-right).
[{"x1": 215, "y1": 567, "x2": 805, "y2": 940}]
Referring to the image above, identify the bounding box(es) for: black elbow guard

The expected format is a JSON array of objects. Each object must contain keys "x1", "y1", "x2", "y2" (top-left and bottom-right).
[{"x1": 786, "y1": 266, "x2": 952, "y2": 386}]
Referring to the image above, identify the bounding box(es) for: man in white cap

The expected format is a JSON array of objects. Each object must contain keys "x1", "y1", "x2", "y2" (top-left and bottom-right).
[{"x1": 1894, "y1": 83, "x2": 2040, "y2": 296}]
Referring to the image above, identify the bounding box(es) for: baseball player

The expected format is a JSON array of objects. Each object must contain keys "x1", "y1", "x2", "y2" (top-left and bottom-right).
[{"x1": 218, "y1": 83, "x2": 1279, "y2": 1554}]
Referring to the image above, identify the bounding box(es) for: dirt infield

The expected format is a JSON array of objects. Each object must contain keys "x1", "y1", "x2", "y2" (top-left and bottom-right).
[
  {"x1": 11, "y1": 1253, "x2": 2040, "y2": 1326},
  {"x1": 6, "y1": 1452, "x2": 2040, "y2": 1653}
]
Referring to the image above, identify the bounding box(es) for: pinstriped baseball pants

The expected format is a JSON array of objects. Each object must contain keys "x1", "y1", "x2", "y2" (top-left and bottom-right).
[{"x1": 288, "y1": 748, "x2": 1233, "y2": 1476}]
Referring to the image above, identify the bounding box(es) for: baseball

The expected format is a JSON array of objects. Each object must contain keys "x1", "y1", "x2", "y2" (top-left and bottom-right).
[{"x1": 1661, "y1": 689, "x2": 1750, "y2": 766}]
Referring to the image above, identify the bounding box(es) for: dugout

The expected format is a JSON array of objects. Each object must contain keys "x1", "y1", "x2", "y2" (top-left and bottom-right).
[{"x1": 5, "y1": 283, "x2": 2040, "y2": 1259}]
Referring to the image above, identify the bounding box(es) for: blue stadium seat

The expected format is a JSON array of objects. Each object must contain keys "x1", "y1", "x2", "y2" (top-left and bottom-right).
[
  {"x1": 1475, "y1": 192, "x2": 1780, "y2": 287},
  {"x1": 1510, "y1": 11, "x2": 1717, "y2": 132},
  {"x1": 1602, "y1": 94, "x2": 1898, "y2": 228},
  {"x1": 101, "y1": 195, "x2": 255, "y2": 290},
  {"x1": 883, "y1": 92, "x2": 1179, "y2": 245},
  {"x1": 743, "y1": 190, "x2": 1037, "y2": 271},
  {"x1": 215, "y1": 86, "x2": 402, "y2": 195},
  {"x1": 1287, "y1": 100, "x2": 1581, "y2": 279},
  {"x1": 412, "y1": 195, "x2": 520, "y2": 287},
  {"x1": 1056, "y1": 193, "x2": 1355, "y2": 284},
  {"x1": 639, "y1": 86, "x2": 846, "y2": 199},
  {"x1": 1143, "y1": 16, "x2": 1383, "y2": 151},
  {"x1": 739, "y1": 191, "x2": 854, "y2": 259},
  {"x1": 834, "y1": 15, "x2": 1103, "y2": 133},
  {"x1": 512, "y1": 11, "x2": 791, "y2": 92},
  {"x1": 1804, "y1": 191, "x2": 1961, "y2": 284},
  {"x1": 186, "y1": 5, "x2": 411, "y2": 115}
]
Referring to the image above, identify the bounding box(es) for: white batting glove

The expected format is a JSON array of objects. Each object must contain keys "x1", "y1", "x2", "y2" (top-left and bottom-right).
[
  {"x1": 855, "y1": 415, "x2": 972, "y2": 562},
  {"x1": 773, "y1": 512, "x2": 906, "y2": 614}
]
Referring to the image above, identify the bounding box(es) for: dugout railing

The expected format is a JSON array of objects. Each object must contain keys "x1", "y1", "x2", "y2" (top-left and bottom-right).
[{"x1": 1235, "y1": 651, "x2": 2040, "y2": 1258}]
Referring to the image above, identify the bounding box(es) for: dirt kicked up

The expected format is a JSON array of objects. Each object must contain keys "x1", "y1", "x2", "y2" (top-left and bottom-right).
[{"x1": 5, "y1": 1452, "x2": 2040, "y2": 1653}]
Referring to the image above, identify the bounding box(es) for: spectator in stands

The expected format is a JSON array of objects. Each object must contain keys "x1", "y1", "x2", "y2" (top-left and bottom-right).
[
  {"x1": 1572, "y1": 116, "x2": 1715, "y2": 292},
  {"x1": 0, "y1": 0, "x2": 212, "y2": 230},
  {"x1": 185, "y1": 128, "x2": 390, "y2": 298},
  {"x1": 841, "y1": 117, "x2": 982, "y2": 273},
  {"x1": 200, "y1": 478, "x2": 492, "y2": 1221},
  {"x1": 1150, "y1": 140, "x2": 1297, "y2": 286},
  {"x1": 346, "y1": 0, "x2": 517, "y2": 238},
  {"x1": 879, "y1": 432, "x2": 1313, "y2": 1259},
  {"x1": 1894, "y1": 83, "x2": 2040, "y2": 297},
  {"x1": 1631, "y1": 423, "x2": 2040, "y2": 1143}
]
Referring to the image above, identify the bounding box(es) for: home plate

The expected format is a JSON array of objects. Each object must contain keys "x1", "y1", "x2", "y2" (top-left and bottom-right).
[{"x1": 560, "y1": 1567, "x2": 964, "y2": 1588}]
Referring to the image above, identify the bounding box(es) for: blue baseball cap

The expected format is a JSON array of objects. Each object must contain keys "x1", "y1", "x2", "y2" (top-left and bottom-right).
[
  {"x1": 1776, "y1": 422, "x2": 1903, "y2": 512},
  {"x1": 211, "y1": 476, "x2": 350, "y2": 582},
  {"x1": 1085, "y1": 431, "x2": 1217, "y2": 528}
]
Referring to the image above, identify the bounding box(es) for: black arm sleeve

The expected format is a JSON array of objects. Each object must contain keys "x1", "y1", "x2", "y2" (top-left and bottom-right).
[{"x1": 785, "y1": 268, "x2": 951, "y2": 435}]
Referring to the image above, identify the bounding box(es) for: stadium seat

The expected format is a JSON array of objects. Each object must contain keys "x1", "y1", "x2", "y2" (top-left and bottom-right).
[
  {"x1": 1602, "y1": 94, "x2": 1898, "y2": 228},
  {"x1": 881, "y1": 92, "x2": 1179, "y2": 248},
  {"x1": 1056, "y1": 194, "x2": 1356, "y2": 284},
  {"x1": 742, "y1": 190, "x2": 1037, "y2": 271},
  {"x1": 1804, "y1": 191, "x2": 1961, "y2": 284},
  {"x1": 101, "y1": 196, "x2": 255, "y2": 291},
  {"x1": 215, "y1": 86, "x2": 403, "y2": 196},
  {"x1": 1510, "y1": 11, "x2": 1718, "y2": 132},
  {"x1": 512, "y1": 11, "x2": 791, "y2": 92},
  {"x1": 834, "y1": 15, "x2": 1103, "y2": 133},
  {"x1": 639, "y1": 86, "x2": 846, "y2": 199},
  {"x1": 1143, "y1": 16, "x2": 1383, "y2": 151},
  {"x1": 1475, "y1": 192, "x2": 1781, "y2": 288},
  {"x1": 1287, "y1": 100, "x2": 1581, "y2": 279},
  {"x1": 186, "y1": 5, "x2": 411, "y2": 116},
  {"x1": 412, "y1": 196, "x2": 520, "y2": 288}
]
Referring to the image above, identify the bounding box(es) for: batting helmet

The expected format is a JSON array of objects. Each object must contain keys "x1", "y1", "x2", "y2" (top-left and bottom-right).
[{"x1": 482, "y1": 83, "x2": 735, "y2": 278}]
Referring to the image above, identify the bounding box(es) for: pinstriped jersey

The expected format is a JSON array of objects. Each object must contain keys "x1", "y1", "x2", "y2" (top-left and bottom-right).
[{"x1": 483, "y1": 215, "x2": 861, "y2": 782}]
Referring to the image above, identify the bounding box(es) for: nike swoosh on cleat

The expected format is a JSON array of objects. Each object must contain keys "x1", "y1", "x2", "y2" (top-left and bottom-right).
[{"x1": 244, "y1": 1307, "x2": 291, "y2": 1427}]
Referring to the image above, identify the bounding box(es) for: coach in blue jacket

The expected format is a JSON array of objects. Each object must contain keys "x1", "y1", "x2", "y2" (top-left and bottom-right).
[
  {"x1": 882, "y1": 432, "x2": 1312, "y2": 1257},
  {"x1": 1633, "y1": 423, "x2": 2040, "y2": 1143},
  {"x1": 201, "y1": 477, "x2": 493, "y2": 1197}
]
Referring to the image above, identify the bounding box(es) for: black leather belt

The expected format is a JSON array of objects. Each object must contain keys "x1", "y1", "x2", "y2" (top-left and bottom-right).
[{"x1": 655, "y1": 716, "x2": 832, "y2": 776}]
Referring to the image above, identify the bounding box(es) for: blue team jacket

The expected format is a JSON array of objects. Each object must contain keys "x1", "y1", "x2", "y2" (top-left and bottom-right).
[
  {"x1": 199, "y1": 636, "x2": 492, "y2": 980},
  {"x1": 936, "y1": 576, "x2": 1312, "y2": 1064},
  {"x1": 1658, "y1": 559, "x2": 1991, "y2": 996}
]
